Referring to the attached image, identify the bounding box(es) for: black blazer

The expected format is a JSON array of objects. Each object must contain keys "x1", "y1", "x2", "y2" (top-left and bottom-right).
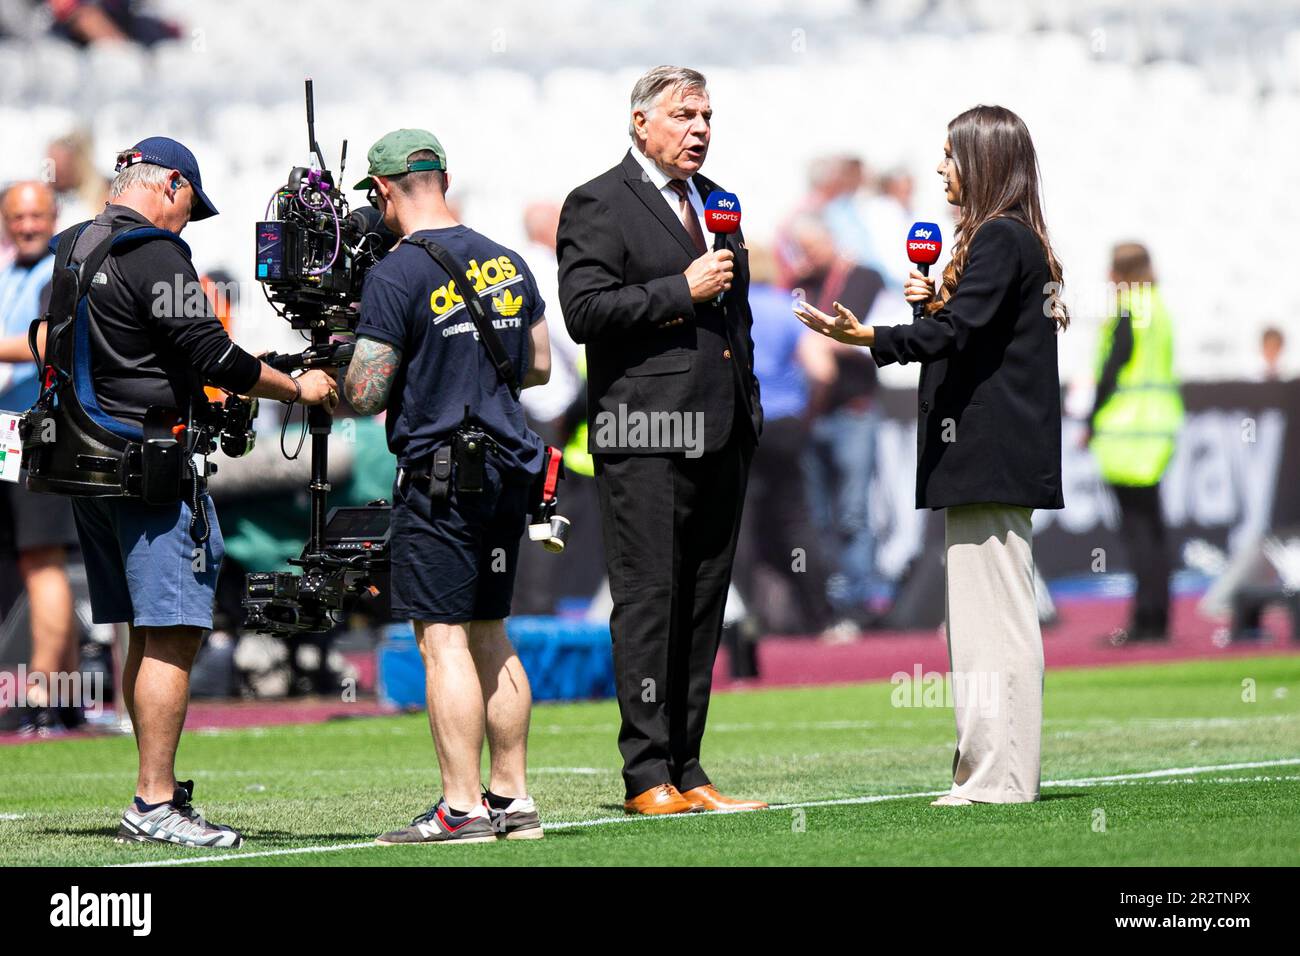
[
  {"x1": 871, "y1": 216, "x2": 1064, "y2": 511},
  {"x1": 557, "y1": 151, "x2": 762, "y2": 455}
]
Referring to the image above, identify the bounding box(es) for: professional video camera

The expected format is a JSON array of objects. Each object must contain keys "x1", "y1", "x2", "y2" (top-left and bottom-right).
[
  {"x1": 255, "y1": 84, "x2": 394, "y2": 332},
  {"x1": 240, "y1": 79, "x2": 396, "y2": 637},
  {"x1": 240, "y1": 80, "x2": 568, "y2": 635}
]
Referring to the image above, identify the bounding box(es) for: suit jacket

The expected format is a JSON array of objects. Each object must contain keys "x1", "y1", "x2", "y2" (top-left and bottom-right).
[
  {"x1": 870, "y1": 216, "x2": 1064, "y2": 511},
  {"x1": 557, "y1": 151, "x2": 762, "y2": 456}
]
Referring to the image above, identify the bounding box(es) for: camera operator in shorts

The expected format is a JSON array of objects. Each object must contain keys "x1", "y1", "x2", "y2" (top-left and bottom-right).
[
  {"x1": 43, "y1": 137, "x2": 338, "y2": 849},
  {"x1": 343, "y1": 129, "x2": 554, "y2": 844}
]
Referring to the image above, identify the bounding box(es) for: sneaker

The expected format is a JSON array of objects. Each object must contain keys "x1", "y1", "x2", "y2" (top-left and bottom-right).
[
  {"x1": 115, "y1": 780, "x2": 244, "y2": 848},
  {"x1": 375, "y1": 798, "x2": 497, "y2": 846},
  {"x1": 17, "y1": 707, "x2": 67, "y2": 738},
  {"x1": 820, "y1": 618, "x2": 861, "y2": 645},
  {"x1": 485, "y1": 794, "x2": 544, "y2": 840},
  {"x1": 1107, "y1": 627, "x2": 1169, "y2": 647}
]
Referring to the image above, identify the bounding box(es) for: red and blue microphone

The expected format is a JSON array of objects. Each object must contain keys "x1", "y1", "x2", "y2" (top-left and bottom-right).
[
  {"x1": 704, "y1": 190, "x2": 741, "y2": 305},
  {"x1": 906, "y1": 221, "x2": 943, "y2": 319}
]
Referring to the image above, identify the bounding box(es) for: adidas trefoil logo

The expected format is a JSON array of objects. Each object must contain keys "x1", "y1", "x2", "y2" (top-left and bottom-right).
[{"x1": 492, "y1": 288, "x2": 523, "y2": 317}]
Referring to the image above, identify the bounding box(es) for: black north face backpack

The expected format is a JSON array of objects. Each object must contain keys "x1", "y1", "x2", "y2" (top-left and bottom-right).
[{"x1": 21, "y1": 220, "x2": 198, "y2": 503}]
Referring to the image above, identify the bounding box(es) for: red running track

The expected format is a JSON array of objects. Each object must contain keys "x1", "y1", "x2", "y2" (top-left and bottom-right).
[{"x1": 712, "y1": 594, "x2": 1297, "y2": 690}]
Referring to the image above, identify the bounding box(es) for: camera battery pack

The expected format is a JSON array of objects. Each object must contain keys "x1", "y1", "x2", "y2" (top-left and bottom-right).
[{"x1": 0, "y1": 412, "x2": 24, "y2": 483}]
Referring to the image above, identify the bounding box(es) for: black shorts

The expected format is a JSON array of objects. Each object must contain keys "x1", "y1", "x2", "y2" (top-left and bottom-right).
[
  {"x1": 390, "y1": 457, "x2": 533, "y2": 624},
  {"x1": 0, "y1": 472, "x2": 80, "y2": 557}
]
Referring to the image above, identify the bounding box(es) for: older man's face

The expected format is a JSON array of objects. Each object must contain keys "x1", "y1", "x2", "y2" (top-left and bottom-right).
[
  {"x1": 1, "y1": 183, "x2": 57, "y2": 264},
  {"x1": 636, "y1": 85, "x2": 711, "y2": 179}
]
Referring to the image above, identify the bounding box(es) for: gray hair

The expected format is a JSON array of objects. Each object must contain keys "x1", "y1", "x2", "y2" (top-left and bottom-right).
[
  {"x1": 628, "y1": 65, "x2": 707, "y2": 139},
  {"x1": 109, "y1": 161, "x2": 188, "y2": 199}
]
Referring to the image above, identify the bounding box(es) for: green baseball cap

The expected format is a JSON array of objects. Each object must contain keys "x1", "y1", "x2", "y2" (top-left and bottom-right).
[{"x1": 352, "y1": 129, "x2": 447, "y2": 190}]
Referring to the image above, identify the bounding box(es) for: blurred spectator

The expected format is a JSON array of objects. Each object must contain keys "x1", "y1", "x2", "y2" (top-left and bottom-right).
[
  {"x1": 47, "y1": 0, "x2": 181, "y2": 46},
  {"x1": 1085, "y1": 242, "x2": 1184, "y2": 644},
  {"x1": 775, "y1": 155, "x2": 871, "y2": 287},
  {"x1": 859, "y1": 167, "x2": 915, "y2": 287},
  {"x1": 518, "y1": 201, "x2": 581, "y2": 448},
  {"x1": 789, "y1": 215, "x2": 888, "y2": 638},
  {"x1": 733, "y1": 245, "x2": 834, "y2": 634},
  {"x1": 1257, "y1": 326, "x2": 1286, "y2": 382},
  {"x1": 45, "y1": 132, "x2": 109, "y2": 231},
  {"x1": 0, "y1": 181, "x2": 80, "y2": 734}
]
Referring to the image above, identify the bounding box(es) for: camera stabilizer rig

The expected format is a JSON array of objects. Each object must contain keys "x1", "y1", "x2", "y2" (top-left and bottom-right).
[{"x1": 241, "y1": 79, "x2": 396, "y2": 636}]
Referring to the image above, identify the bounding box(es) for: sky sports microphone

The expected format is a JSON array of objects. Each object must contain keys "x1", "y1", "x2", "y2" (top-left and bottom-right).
[
  {"x1": 704, "y1": 190, "x2": 742, "y2": 305},
  {"x1": 906, "y1": 221, "x2": 943, "y2": 319}
]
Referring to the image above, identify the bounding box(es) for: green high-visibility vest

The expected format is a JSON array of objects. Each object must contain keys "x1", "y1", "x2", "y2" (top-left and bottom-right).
[
  {"x1": 1089, "y1": 286, "x2": 1184, "y2": 486},
  {"x1": 563, "y1": 348, "x2": 595, "y2": 478}
]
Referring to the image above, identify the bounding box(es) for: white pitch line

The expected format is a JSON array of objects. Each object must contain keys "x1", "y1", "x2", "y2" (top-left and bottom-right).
[
  {"x1": 106, "y1": 756, "x2": 1300, "y2": 868},
  {"x1": 0, "y1": 813, "x2": 27, "y2": 820},
  {"x1": 1044, "y1": 757, "x2": 1300, "y2": 787}
]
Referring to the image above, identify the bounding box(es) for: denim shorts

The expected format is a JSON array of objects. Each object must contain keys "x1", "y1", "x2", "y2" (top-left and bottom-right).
[{"x1": 71, "y1": 494, "x2": 224, "y2": 629}]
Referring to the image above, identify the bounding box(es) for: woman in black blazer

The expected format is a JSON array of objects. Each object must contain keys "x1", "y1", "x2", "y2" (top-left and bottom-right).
[{"x1": 795, "y1": 105, "x2": 1068, "y2": 805}]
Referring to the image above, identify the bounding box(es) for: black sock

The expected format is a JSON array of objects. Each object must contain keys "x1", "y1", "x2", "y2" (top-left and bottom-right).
[
  {"x1": 133, "y1": 796, "x2": 166, "y2": 813},
  {"x1": 484, "y1": 790, "x2": 516, "y2": 810},
  {"x1": 445, "y1": 804, "x2": 473, "y2": 818}
]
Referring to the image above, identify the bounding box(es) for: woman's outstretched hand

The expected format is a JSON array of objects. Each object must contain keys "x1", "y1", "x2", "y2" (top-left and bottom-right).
[
  {"x1": 903, "y1": 268, "x2": 936, "y2": 306},
  {"x1": 792, "y1": 300, "x2": 872, "y2": 347}
]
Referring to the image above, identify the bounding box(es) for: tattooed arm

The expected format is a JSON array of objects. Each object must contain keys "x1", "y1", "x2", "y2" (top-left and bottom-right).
[{"x1": 344, "y1": 336, "x2": 403, "y2": 415}]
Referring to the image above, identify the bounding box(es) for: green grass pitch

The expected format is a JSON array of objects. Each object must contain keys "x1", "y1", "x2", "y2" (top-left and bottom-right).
[{"x1": 1, "y1": 655, "x2": 1297, "y2": 866}]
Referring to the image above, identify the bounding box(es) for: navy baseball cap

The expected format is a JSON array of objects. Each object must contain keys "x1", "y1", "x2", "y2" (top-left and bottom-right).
[{"x1": 115, "y1": 137, "x2": 219, "y2": 221}]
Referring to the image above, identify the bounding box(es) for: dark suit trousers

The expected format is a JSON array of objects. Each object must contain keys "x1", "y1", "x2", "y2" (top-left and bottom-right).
[
  {"x1": 1110, "y1": 482, "x2": 1172, "y2": 636},
  {"x1": 594, "y1": 430, "x2": 753, "y2": 798}
]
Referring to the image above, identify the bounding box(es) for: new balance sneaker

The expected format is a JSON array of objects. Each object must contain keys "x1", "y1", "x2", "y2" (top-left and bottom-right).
[
  {"x1": 375, "y1": 798, "x2": 496, "y2": 845},
  {"x1": 485, "y1": 794, "x2": 544, "y2": 840},
  {"x1": 115, "y1": 780, "x2": 244, "y2": 848}
]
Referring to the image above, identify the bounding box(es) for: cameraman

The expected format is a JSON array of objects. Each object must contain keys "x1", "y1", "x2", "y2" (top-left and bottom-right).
[
  {"x1": 53, "y1": 138, "x2": 337, "y2": 849},
  {"x1": 344, "y1": 130, "x2": 551, "y2": 845}
]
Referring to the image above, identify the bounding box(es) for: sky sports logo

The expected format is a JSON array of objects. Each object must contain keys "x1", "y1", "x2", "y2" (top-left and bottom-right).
[
  {"x1": 907, "y1": 220, "x2": 943, "y2": 265},
  {"x1": 704, "y1": 190, "x2": 742, "y2": 232},
  {"x1": 49, "y1": 886, "x2": 151, "y2": 936}
]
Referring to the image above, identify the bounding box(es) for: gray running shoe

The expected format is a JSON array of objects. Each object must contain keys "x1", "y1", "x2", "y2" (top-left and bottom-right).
[
  {"x1": 115, "y1": 780, "x2": 244, "y2": 848},
  {"x1": 485, "y1": 795, "x2": 544, "y2": 840},
  {"x1": 375, "y1": 798, "x2": 496, "y2": 845}
]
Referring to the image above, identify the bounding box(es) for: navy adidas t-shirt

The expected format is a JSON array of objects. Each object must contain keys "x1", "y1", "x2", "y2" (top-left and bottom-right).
[{"x1": 355, "y1": 225, "x2": 546, "y2": 476}]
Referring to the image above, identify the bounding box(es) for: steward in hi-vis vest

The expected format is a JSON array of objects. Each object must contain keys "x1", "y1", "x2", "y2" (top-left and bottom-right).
[{"x1": 1089, "y1": 284, "x2": 1183, "y2": 487}]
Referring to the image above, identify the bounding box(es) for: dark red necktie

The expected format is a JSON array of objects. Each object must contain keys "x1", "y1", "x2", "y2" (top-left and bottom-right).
[{"x1": 667, "y1": 179, "x2": 707, "y2": 255}]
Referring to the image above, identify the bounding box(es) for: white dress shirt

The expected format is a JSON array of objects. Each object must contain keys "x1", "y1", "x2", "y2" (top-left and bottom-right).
[{"x1": 628, "y1": 147, "x2": 704, "y2": 225}]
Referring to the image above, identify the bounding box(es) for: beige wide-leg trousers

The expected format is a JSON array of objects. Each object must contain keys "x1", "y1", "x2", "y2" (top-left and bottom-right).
[{"x1": 942, "y1": 503, "x2": 1044, "y2": 803}]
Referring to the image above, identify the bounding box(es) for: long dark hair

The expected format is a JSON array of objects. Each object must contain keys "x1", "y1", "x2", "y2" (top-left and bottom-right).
[{"x1": 930, "y1": 105, "x2": 1069, "y2": 330}]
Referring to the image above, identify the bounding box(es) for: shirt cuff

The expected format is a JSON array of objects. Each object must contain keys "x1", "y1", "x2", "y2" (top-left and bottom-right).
[{"x1": 215, "y1": 347, "x2": 262, "y2": 395}]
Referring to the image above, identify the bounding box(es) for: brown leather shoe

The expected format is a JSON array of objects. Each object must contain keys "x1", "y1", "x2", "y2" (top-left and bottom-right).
[
  {"x1": 623, "y1": 784, "x2": 695, "y2": 815},
  {"x1": 680, "y1": 785, "x2": 768, "y2": 812}
]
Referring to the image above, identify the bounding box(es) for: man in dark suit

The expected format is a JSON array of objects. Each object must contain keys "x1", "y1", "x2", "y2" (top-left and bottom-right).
[{"x1": 557, "y1": 65, "x2": 765, "y2": 815}]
